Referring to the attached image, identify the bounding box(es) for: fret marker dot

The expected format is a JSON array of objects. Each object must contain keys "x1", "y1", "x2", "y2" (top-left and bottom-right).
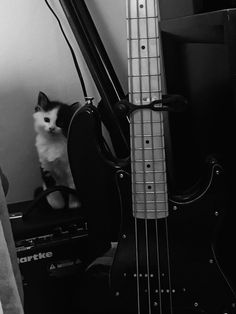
[
  {"x1": 141, "y1": 45, "x2": 145, "y2": 50},
  {"x1": 148, "y1": 185, "x2": 152, "y2": 190},
  {"x1": 147, "y1": 164, "x2": 151, "y2": 168},
  {"x1": 139, "y1": 4, "x2": 144, "y2": 8},
  {"x1": 146, "y1": 140, "x2": 150, "y2": 144}
]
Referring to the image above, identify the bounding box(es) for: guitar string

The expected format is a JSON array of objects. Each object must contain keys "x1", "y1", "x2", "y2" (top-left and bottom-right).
[
  {"x1": 154, "y1": 1, "x2": 174, "y2": 312},
  {"x1": 136, "y1": 0, "x2": 152, "y2": 313},
  {"x1": 145, "y1": 1, "x2": 163, "y2": 314},
  {"x1": 127, "y1": 1, "x2": 141, "y2": 313}
]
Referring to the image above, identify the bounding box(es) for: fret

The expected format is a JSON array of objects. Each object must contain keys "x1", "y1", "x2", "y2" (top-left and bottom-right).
[
  {"x1": 132, "y1": 169, "x2": 166, "y2": 174},
  {"x1": 132, "y1": 123, "x2": 164, "y2": 129},
  {"x1": 132, "y1": 166, "x2": 166, "y2": 175},
  {"x1": 126, "y1": 16, "x2": 158, "y2": 20},
  {"x1": 135, "y1": 199, "x2": 167, "y2": 204},
  {"x1": 129, "y1": 90, "x2": 161, "y2": 94},
  {"x1": 128, "y1": 55, "x2": 160, "y2": 59},
  {"x1": 134, "y1": 207, "x2": 168, "y2": 211},
  {"x1": 132, "y1": 134, "x2": 163, "y2": 137},
  {"x1": 132, "y1": 120, "x2": 163, "y2": 124},
  {"x1": 133, "y1": 142, "x2": 165, "y2": 147},
  {"x1": 134, "y1": 204, "x2": 168, "y2": 211},
  {"x1": 134, "y1": 180, "x2": 166, "y2": 185},
  {"x1": 133, "y1": 147, "x2": 165, "y2": 150},
  {"x1": 129, "y1": 36, "x2": 159, "y2": 41},
  {"x1": 128, "y1": 74, "x2": 161, "y2": 78},
  {"x1": 135, "y1": 190, "x2": 166, "y2": 193},
  {"x1": 134, "y1": 181, "x2": 165, "y2": 191},
  {"x1": 133, "y1": 159, "x2": 165, "y2": 163},
  {"x1": 133, "y1": 170, "x2": 166, "y2": 174},
  {"x1": 133, "y1": 154, "x2": 165, "y2": 163},
  {"x1": 128, "y1": 56, "x2": 160, "y2": 60},
  {"x1": 130, "y1": 90, "x2": 161, "y2": 97},
  {"x1": 134, "y1": 207, "x2": 168, "y2": 214},
  {"x1": 134, "y1": 208, "x2": 168, "y2": 213},
  {"x1": 131, "y1": 127, "x2": 163, "y2": 137}
]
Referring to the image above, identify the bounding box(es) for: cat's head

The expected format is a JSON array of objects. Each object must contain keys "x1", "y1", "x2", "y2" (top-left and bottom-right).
[{"x1": 33, "y1": 92, "x2": 69, "y2": 136}]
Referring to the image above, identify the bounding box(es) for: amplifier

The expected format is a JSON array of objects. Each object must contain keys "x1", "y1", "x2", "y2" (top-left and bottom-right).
[{"x1": 8, "y1": 200, "x2": 88, "y2": 314}]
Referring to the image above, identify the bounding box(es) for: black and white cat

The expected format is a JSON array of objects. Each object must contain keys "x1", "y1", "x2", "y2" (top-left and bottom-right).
[{"x1": 33, "y1": 91, "x2": 80, "y2": 209}]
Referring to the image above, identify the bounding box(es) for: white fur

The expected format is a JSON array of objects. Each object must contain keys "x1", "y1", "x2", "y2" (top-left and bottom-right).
[{"x1": 33, "y1": 108, "x2": 80, "y2": 209}]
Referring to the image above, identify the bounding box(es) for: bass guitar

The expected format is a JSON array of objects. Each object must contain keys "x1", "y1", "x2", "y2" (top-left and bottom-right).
[{"x1": 110, "y1": 1, "x2": 236, "y2": 313}]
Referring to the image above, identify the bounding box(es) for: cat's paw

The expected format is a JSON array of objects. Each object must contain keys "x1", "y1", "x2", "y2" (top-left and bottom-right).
[
  {"x1": 47, "y1": 191, "x2": 65, "y2": 209},
  {"x1": 69, "y1": 194, "x2": 81, "y2": 209}
]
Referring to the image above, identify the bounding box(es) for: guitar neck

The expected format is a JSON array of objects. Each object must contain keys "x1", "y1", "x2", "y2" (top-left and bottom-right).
[{"x1": 127, "y1": 0, "x2": 168, "y2": 219}]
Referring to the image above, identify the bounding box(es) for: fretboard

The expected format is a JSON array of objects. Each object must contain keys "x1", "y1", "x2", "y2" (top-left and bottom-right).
[{"x1": 126, "y1": 0, "x2": 168, "y2": 219}]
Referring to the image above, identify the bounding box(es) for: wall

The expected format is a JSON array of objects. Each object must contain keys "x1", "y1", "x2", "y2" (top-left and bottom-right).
[{"x1": 0, "y1": 0, "x2": 128, "y2": 203}]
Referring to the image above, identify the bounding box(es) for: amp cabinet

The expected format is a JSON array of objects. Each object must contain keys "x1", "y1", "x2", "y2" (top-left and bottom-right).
[
  {"x1": 9, "y1": 200, "x2": 88, "y2": 314},
  {"x1": 160, "y1": 9, "x2": 236, "y2": 286}
]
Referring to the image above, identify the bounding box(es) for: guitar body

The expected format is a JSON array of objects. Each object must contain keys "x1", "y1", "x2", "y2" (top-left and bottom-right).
[
  {"x1": 67, "y1": 2, "x2": 236, "y2": 314},
  {"x1": 110, "y1": 160, "x2": 236, "y2": 314}
]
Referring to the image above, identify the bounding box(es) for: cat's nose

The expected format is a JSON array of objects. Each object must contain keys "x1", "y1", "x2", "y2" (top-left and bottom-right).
[{"x1": 49, "y1": 126, "x2": 55, "y2": 132}]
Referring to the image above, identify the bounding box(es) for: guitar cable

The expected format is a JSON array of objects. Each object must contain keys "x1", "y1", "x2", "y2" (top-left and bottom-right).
[{"x1": 44, "y1": 0, "x2": 88, "y2": 101}]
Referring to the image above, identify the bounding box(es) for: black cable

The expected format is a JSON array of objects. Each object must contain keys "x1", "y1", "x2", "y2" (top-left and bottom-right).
[
  {"x1": 23, "y1": 185, "x2": 79, "y2": 219},
  {"x1": 44, "y1": 0, "x2": 88, "y2": 99}
]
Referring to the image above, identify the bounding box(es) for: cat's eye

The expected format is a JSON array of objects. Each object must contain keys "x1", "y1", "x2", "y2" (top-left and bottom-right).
[{"x1": 44, "y1": 117, "x2": 50, "y2": 123}]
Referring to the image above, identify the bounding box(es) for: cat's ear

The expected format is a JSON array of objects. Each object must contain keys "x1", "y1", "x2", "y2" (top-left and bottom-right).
[
  {"x1": 38, "y1": 91, "x2": 49, "y2": 109},
  {"x1": 34, "y1": 105, "x2": 41, "y2": 112}
]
